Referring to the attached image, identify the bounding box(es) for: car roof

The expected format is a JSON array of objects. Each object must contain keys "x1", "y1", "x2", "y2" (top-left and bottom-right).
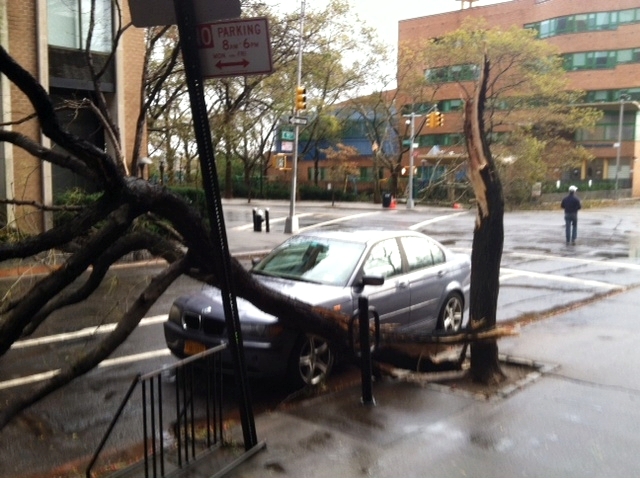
[{"x1": 295, "y1": 228, "x2": 429, "y2": 245}]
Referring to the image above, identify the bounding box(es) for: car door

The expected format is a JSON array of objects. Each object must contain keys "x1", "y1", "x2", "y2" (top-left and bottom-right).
[
  {"x1": 398, "y1": 235, "x2": 450, "y2": 332},
  {"x1": 359, "y1": 237, "x2": 412, "y2": 326}
]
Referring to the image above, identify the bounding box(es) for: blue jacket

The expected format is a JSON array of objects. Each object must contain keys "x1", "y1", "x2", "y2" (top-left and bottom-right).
[{"x1": 561, "y1": 193, "x2": 581, "y2": 214}]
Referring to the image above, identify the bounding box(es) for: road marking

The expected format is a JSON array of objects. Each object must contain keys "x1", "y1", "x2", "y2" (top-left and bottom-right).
[
  {"x1": 409, "y1": 211, "x2": 470, "y2": 230},
  {"x1": 0, "y1": 349, "x2": 172, "y2": 391},
  {"x1": 500, "y1": 267, "x2": 624, "y2": 290},
  {"x1": 11, "y1": 315, "x2": 168, "y2": 349},
  {"x1": 298, "y1": 211, "x2": 380, "y2": 232}
]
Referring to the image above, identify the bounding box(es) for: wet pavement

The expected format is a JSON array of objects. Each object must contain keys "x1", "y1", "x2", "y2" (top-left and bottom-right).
[
  {"x1": 141, "y1": 199, "x2": 640, "y2": 478},
  {"x1": 2, "y1": 198, "x2": 640, "y2": 477},
  {"x1": 177, "y1": 285, "x2": 640, "y2": 478}
]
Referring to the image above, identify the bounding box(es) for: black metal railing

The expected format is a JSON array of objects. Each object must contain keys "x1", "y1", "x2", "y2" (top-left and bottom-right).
[{"x1": 86, "y1": 344, "x2": 264, "y2": 478}]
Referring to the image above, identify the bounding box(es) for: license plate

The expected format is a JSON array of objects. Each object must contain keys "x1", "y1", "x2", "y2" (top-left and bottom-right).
[{"x1": 184, "y1": 340, "x2": 206, "y2": 356}]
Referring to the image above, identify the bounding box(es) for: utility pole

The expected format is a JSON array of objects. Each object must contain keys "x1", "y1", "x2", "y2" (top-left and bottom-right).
[
  {"x1": 285, "y1": 0, "x2": 306, "y2": 234},
  {"x1": 614, "y1": 94, "x2": 630, "y2": 198},
  {"x1": 403, "y1": 106, "x2": 439, "y2": 209},
  {"x1": 406, "y1": 112, "x2": 416, "y2": 209}
]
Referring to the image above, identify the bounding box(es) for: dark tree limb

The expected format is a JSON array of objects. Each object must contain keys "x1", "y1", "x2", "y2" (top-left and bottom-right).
[
  {"x1": 0, "y1": 257, "x2": 189, "y2": 430},
  {"x1": 21, "y1": 232, "x2": 184, "y2": 338},
  {"x1": 0, "y1": 205, "x2": 137, "y2": 355}
]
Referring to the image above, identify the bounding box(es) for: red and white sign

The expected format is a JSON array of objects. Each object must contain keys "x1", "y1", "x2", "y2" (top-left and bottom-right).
[{"x1": 196, "y1": 17, "x2": 273, "y2": 78}]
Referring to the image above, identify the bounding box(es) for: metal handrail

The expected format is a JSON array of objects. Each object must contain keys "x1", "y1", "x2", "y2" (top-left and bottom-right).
[{"x1": 86, "y1": 345, "x2": 227, "y2": 478}]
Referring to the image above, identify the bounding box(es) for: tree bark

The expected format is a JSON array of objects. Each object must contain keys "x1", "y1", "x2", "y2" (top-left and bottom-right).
[{"x1": 463, "y1": 56, "x2": 506, "y2": 385}]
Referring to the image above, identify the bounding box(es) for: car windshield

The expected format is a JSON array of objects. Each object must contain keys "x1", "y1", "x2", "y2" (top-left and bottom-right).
[{"x1": 252, "y1": 236, "x2": 366, "y2": 287}]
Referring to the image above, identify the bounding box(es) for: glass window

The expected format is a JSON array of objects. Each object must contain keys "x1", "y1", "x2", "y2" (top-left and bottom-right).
[
  {"x1": 401, "y1": 236, "x2": 446, "y2": 272},
  {"x1": 362, "y1": 239, "x2": 402, "y2": 279},
  {"x1": 48, "y1": 0, "x2": 112, "y2": 52},
  {"x1": 594, "y1": 12, "x2": 610, "y2": 30},
  {"x1": 359, "y1": 167, "x2": 373, "y2": 180},
  {"x1": 572, "y1": 53, "x2": 586, "y2": 70},
  {"x1": 575, "y1": 14, "x2": 589, "y2": 31},
  {"x1": 253, "y1": 236, "x2": 366, "y2": 287},
  {"x1": 618, "y1": 49, "x2": 633, "y2": 63},
  {"x1": 594, "y1": 51, "x2": 609, "y2": 68},
  {"x1": 619, "y1": 9, "x2": 636, "y2": 24},
  {"x1": 446, "y1": 99, "x2": 464, "y2": 112},
  {"x1": 539, "y1": 19, "x2": 551, "y2": 38},
  {"x1": 556, "y1": 17, "x2": 569, "y2": 34}
]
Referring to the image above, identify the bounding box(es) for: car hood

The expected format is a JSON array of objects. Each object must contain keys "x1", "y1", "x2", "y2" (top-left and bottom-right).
[{"x1": 181, "y1": 275, "x2": 350, "y2": 324}]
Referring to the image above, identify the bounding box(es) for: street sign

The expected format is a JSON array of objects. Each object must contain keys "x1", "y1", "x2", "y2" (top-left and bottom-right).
[
  {"x1": 281, "y1": 130, "x2": 295, "y2": 141},
  {"x1": 128, "y1": 0, "x2": 240, "y2": 27},
  {"x1": 289, "y1": 116, "x2": 308, "y2": 125},
  {"x1": 281, "y1": 141, "x2": 294, "y2": 152},
  {"x1": 196, "y1": 17, "x2": 273, "y2": 78}
]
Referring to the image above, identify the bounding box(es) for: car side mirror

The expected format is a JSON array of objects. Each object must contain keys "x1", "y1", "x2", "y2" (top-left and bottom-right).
[{"x1": 361, "y1": 275, "x2": 385, "y2": 287}]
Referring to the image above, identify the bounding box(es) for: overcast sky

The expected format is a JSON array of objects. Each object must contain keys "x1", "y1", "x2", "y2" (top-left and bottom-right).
[
  {"x1": 269, "y1": 0, "x2": 512, "y2": 89},
  {"x1": 361, "y1": 0, "x2": 511, "y2": 46}
]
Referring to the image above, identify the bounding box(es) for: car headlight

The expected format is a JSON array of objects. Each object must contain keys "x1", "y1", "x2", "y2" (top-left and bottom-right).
[
  {"x1": 168, "y1": 304, "x2": 182, "y2": 324},
  {"x1": 240, "y1": 323, "x2": 284, "y2": 338}
]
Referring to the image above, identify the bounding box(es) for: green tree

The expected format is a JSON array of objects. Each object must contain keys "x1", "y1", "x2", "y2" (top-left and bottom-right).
[
  {"x1": 399, "y1": 18, "x2": 601, "y2": 204},
  {"x1": 320, "y1": 143, "x2": 359, "y2": 205}
]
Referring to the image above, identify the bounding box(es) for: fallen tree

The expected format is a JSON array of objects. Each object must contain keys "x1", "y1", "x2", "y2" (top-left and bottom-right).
[{"x1": 0, "y1": 46, "x2": 508, "y2": 431}]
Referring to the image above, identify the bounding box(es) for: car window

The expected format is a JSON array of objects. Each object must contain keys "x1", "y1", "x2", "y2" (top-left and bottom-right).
[
  {"x1": 362, "y1": 238, "x2": 402, "y2": 278},
  {"x1": 401, "y1": 236, "x2": 446, "y2": 271},
  {"x1": 253, "y1": 236, "x2": 366, "y2": 286}
]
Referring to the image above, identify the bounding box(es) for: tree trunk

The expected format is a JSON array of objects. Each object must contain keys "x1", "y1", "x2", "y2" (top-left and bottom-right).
[{"x1": 463, "y1": 56, "x2": 506, "y2": 385}]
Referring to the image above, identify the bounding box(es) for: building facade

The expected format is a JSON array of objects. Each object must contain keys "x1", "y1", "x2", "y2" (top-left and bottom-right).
[
  {"x1": 399, "y1": 0, "x2": 640, "y2": 198},
  {"x1": 0, "y1": 0, "x2": 145, "y2": 234}
]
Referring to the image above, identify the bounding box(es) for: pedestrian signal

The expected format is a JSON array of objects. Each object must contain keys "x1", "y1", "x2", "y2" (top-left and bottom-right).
[{"x1": 274, "y1": 154, "x2": 287, "y2": 169}]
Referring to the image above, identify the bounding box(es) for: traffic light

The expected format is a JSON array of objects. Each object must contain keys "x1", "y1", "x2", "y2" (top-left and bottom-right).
[
  {"x1": 427, "y1": 111, "x2": 443, "y2": 128},
  {"x1": 295, "y1": 85, "x2": 306, "y2": 110},
  {"x1": 427, "y1": 111, "x2": 437, "y2": 128},
  {"x1": 435, "y1": 111, "x2": 444, "y2": 127}
]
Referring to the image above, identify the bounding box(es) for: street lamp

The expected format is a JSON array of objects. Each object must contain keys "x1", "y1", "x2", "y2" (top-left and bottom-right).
[{"x1": 614, "y1": 94, "x2": 631, "y2": 197}]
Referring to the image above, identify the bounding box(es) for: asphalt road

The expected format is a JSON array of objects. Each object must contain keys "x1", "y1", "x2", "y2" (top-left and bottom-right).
[{"x1": 0, "y1": 200, "x2": 639, "y2": 477}]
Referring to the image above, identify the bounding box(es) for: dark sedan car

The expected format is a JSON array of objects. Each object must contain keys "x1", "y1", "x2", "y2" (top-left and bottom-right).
[{"x1": 164, "y1": 229, "x2": 471, "y2": 388}]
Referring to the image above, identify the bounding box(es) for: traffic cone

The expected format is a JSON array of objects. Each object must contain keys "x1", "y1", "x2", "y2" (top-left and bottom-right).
[{"x1": 390, "y1": 197, "x2": 397, "y2": 209}]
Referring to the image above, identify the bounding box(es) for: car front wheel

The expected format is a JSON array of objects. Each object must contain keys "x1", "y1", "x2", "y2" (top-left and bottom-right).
[
  {"x1": 437, "y1": 293, "x2": 464, "y2": 332},
  {"x1": 288, "y1": 334, "x2": 334, "y2": 388}
]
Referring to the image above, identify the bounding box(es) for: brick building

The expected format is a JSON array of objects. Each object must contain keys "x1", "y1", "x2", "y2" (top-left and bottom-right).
[
  {"x1": 0, "y1": 0, "x2": 145, "y2": 234},
  {"x1": 398, "y1": 0, "x2": 640, "y2": 198}
]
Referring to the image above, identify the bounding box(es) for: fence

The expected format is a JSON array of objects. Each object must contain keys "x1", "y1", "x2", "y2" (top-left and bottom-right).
[{"x1": 87, "y1": 344, "x2": 264, "y2": 478}]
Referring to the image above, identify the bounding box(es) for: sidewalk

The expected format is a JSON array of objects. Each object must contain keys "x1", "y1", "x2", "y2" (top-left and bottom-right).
[{"x1": 178, "y1": 285, "x2": 640, "y2": 478}]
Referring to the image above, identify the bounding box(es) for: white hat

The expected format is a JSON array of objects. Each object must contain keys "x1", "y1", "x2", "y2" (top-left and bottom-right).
[{"x1": 568, "y1": 185, "x2": 577, "y2": 192}]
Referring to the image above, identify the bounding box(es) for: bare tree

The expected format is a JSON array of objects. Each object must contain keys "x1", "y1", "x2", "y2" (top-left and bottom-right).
[{"x1": 464, "y1": 56, "x2": 505, "y2": 385}]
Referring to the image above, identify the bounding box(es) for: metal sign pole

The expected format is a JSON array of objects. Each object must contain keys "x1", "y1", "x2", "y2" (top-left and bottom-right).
[
  {"x1": 173, "y1": 0, "x2": 257, "y2": 449},
  {"x1": 284, "y1": 0, "x2": 305, "y2": 234}
]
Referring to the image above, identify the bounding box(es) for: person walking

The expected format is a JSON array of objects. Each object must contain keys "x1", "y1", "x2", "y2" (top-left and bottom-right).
[{"x1": 561, "y1": 185, "x2": 581, "y2": 245}]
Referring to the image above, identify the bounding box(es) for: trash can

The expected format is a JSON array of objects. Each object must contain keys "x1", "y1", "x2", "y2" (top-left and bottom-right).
[{"x1": 382, "y1": 193, "x2": 392, "y2": 208}]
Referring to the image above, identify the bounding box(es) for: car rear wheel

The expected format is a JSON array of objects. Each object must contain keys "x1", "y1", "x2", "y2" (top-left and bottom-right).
[
  {"x1": 437, "y1": 293, "x2": 464, "y2": 332},
  {"x1": 288, "y1": 334, "x2": 334, "y2": 388}
]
